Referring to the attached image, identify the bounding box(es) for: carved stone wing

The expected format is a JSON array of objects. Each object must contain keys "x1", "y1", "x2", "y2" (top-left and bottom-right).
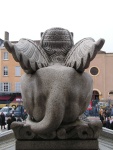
[
  {"x1": 4, "y1": 39, "x2": 50, "y2": 74},
  {"x1": 65, "y1": 38, "x2": 105, "y2": 73}
]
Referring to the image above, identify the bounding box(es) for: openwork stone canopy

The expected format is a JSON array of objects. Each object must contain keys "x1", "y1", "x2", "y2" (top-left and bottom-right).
[{"x1": 4, "y1": 27, "x2": 105, "y2": 139}]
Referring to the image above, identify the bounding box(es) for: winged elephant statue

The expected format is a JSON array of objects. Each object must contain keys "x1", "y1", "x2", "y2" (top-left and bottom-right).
[{"x1": 4, "y1": 27, "x2": 105, "y2": 137}]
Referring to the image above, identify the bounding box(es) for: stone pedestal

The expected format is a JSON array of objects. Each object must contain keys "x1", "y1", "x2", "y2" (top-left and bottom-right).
[
  {"x1": 16, "y1": 139, "x2": 98, "y2": 150},
  {"x1": 11, "y1": 119, "x2": 102, "y2": 150}
]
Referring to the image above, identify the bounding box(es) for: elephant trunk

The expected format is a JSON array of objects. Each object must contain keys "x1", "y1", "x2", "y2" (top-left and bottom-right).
[{"x1": 26, "y1": 91, "x2": 65, "y2": 134}]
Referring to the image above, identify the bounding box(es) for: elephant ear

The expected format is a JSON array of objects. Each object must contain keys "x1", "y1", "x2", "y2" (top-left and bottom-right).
[
  {"x1": 65, "y1": 38, "x2": 105, "y2": 73},
  {"x1": 4, "y1": 39, "x2": 50, "y2": 74}
]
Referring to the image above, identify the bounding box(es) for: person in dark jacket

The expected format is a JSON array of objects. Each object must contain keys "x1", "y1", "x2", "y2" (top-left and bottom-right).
[
  {"x1": 106, "y1": 117, "x2": 110, "y2": 129},
  {"x1": 7, "y1": 114, "x2": 16, "y2": 130},
  {"x1": 0, "y1": 113, "x2": 2, "y2": 126},
  {"x1": 0, "y1": 112, "x2": 6, "y2": 129},
  {"x1": 7, "y1": 116, "x2": 12, "y2": 130}
]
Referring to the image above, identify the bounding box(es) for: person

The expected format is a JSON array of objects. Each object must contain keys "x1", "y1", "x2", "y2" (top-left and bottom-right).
[
  {"x1": 0, "y1": 112, "x2": 6, "y2": 129},
  {"x1": 106, "y1": 108, "x2": 111, "y2": 118},
  {"x1": 110, "y1": 118, "x2": 113, "y2": 130},
  {"x1": 99, "y1": 108, "x2": 104, "y2": 121},
  {"x1": 102, "y1": 113, "x2": 106, "y2": 127},
  {"x1": 0, "y1": 113, "x2": 2, "y2": 127},
  {"x1": 7, "y1": 116, "x2": 12, "y2": 130},
  {"x1": 93, "y1": 104, "x2": 98, "y2": 117},
  {"x1": 11, "y1": 114, "x2": 16, "y2": 122},
  {"x1": 110, "y1": 105, "x2": 113, "y2": 116},
  {"x1": 22, "y1": 109, "x2": 28, "y2": 121},
  {"x1": 106, "y1": 117, "x2": 110, "y2": 129},
  {"x1": 99, "y1": 108, "x2": 106, "y2": 127},
  {"x1": 7, "y1": 114, "x2": 16, "y2": 130}
]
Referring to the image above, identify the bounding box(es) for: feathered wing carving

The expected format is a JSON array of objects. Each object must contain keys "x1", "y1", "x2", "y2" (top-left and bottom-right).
[
  {"x1": 4, "y1": 39, "x2": 50, "y2": 74},
  {"x1": 65, "y1": 38, "x2": 105, "y2": 73}
]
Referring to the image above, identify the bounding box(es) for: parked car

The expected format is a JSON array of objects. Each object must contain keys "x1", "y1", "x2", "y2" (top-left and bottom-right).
[
  {"x1": 98, "y1": 102, "x2": 108, "y2": 108},
  {"x1": 0, "y1": 106, "x2": 14, "y2": 117},
  {"x1": 14, "y1": 105, "x2": 28, "y2": 120}
]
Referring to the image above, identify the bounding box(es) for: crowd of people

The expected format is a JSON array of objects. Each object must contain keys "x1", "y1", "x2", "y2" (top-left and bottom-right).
[
  {"x1": 99, "y1": 107, "x2": 113, "y2": 130},
  {"x1": 85, "y1": 103, "x2": 113, "y2": 130},
  {"x1": 0, "y1": 112, "x2": 27, "y2": 130}
]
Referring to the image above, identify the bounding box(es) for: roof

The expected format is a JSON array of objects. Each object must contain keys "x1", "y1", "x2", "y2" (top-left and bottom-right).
[
  {"x1": 98, "y1": 50, "x2": 106, "y2": 54},
  {"x1": 0, "y1": 38, "x2": 4, "y2": 47}
]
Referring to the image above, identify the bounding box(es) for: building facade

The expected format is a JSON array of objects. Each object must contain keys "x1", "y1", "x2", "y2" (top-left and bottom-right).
[
  {"x1": 85, "y1": 51, "x2": 113, "y2": 103},
  {"x1": 0, "y1": 45, "x2": 24, "y2": 108},
  {"x1": 0, "y1": 46, "x2": 24, "y2": 93}
]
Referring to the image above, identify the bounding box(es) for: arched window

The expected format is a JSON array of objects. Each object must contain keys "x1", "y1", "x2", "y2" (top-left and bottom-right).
[
  {"x1": 92, "y1": 90, "x2": 99, "y2": 106},
  {"x1": 92, "y1": 90, "x2": 99, "y2": 100}
]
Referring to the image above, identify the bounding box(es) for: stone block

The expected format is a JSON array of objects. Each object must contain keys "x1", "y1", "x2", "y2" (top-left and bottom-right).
[{"x1": 16, "y1": 139, "x2": 98, "y2": 150}]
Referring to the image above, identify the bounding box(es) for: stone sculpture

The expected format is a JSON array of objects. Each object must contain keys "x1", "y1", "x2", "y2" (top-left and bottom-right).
[{"x1": 4, "y1": 28, "x2": 105, "y2": 140}]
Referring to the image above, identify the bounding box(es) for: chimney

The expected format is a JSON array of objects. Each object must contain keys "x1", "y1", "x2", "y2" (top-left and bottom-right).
[{"x1": 4, "y1": 31, "x2": 9, "y2": 41}]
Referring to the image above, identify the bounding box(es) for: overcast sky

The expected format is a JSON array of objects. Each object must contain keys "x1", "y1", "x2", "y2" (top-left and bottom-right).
[{"x1": 0, "y1": 0, "x2": 113, "y2": 52}]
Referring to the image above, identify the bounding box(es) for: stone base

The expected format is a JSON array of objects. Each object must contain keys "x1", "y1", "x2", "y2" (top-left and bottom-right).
[
  {"x1": 12, "y1": 119, "x2": 102, "y2": 150},
  {"x1": 16, "y1": 139, "x2": 99, "y2": 150}
]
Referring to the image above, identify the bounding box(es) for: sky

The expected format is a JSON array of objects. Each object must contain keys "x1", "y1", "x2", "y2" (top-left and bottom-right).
[{"x1": 0, "y1": 0, "x2": 113, "y2": 52}]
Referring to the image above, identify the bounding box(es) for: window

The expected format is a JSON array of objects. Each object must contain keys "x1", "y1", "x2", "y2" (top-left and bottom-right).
[
  {"x1": 0, "y1": 82, "x2": 11, "y2": 92},
  {"x1": 3, "y1": 66, "x2": 8, "y2": 76},
  {"x1": 90, "y1": 67, "x2": 99, "y2": 76},
  {"x1": 3, "y1": 52, "x2": 8, "y2": 60},
  {"x1": 15, "y1": 82, "x2": 21, "y2": 92},
  {"x1": 15, "y1": 66, "x2": 21, "y2": 76}
]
